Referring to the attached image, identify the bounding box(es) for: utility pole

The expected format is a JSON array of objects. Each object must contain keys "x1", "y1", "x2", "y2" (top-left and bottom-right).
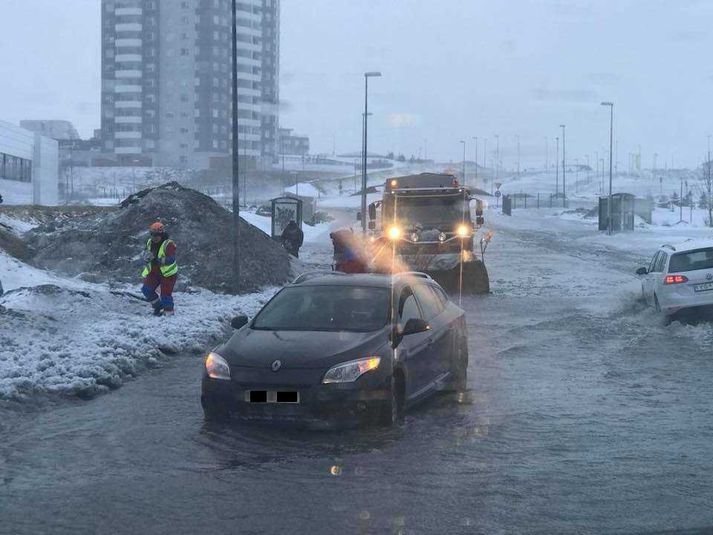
[
  {"x1": 231, "y1": 0, "x2": 241, "y2": 291},
  {"x1": 708, "y1": 135, "x2": 712, "y2": 227},
  {"x1": 601, "y1": 102, "x2": 614, "y2": 235},
  {"x1": 544, "y1": 136, "x2": 548, "y2": 173},
  {"x1": 516, "y1": 135, "x2": 520, "y2": 176},
  {"x1": 560, "y1": 124, "x2": 566, "y2": 206}
]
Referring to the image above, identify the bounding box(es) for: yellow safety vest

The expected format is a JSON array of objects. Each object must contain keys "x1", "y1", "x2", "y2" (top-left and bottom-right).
[{"x1": 141, "y1": 239, "x2": 178, "y2": 278}]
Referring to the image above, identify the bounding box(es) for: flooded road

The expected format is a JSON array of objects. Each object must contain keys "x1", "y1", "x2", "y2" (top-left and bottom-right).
[{"x1": 2, "y1": 216, "x2": 713, "y2": 534}]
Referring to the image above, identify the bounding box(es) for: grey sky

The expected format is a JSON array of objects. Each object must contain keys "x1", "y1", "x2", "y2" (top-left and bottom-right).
[{"x1": 1, "y1": 1, "x2": 712, "y2": 168}]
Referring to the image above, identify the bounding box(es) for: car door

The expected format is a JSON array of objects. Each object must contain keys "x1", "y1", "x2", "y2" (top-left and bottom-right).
[
  {"x1": 642, "y1": 252, "x2": 660, "y2": 305},
  {"x1": 412, "y1": 283, "x2": 451, "y2": 382},
  {"x1": 652, "y1": 251, "x2": 668, "y2": 305},
  {"x1": 397, "y1": 286, "x2": 433, "y2": 398}
]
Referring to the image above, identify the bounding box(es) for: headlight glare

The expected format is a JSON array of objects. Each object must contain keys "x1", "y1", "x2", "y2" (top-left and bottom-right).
[
  {"x1": 456, "y1": 224, "x2": 471, "y2": 238},
  {"x1": 323, "y1": 357, "x2": 381, "y2": 384},
  {"x1": 410, "y1": 231, "x2": 419, "y2": 242},
  {"x1": 205, "y1": 352, "x2": 231, "y2": 380},
  {"x1": 438, "y1": 232, "x2": 447, "y2": 242},
  {"x1": 387, "y1": 226, "x2": 401, "y2": 241}
]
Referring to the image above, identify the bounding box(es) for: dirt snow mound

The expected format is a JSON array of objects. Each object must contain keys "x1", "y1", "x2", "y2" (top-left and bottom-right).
[{"x1": 26, "y1": 182, "x2": 291, "y2": 292}]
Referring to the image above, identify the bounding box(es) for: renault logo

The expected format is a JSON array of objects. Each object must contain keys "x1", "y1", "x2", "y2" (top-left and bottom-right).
[{"x1": 271, "y1": 360, "x2": 282, "y2": 372}]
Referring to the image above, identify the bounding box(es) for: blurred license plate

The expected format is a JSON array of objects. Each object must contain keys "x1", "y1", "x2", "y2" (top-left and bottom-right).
[{"x1": 694, "y1": 282, "x2": 713, "y2": 292}]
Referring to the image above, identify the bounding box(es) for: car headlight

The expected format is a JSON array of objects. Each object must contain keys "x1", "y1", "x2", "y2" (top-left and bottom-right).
[
  {"x1": 322, "y1": 357, "x2": 381, "y2": 384},
  {"x1": 205, "y1": 352, "x2": 230, "y2": 380},
  {"x1": 438, "y1": 232, "x2": 447, "y2": 242},
  {"x1": 410, "y1": 231, "x2": 419, "y2": 242}
]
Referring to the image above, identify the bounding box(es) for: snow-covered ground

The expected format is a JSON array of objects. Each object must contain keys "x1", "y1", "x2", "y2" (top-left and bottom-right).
[{"x1": 0, "y1": 250, "x2": 277, "y2": 401}]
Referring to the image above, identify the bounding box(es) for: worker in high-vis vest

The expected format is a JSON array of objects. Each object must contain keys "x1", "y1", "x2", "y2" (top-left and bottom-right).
[{"x1": 141, "y1": 222, "x2": 178, "y2": 316}]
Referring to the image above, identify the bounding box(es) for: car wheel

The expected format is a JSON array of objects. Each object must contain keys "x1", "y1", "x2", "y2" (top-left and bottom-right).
[
  {"x1": 448, "y1": 339, "x2": 468, "y2": 392},
  {"x1": 380, "y1": 374, "x2": 404, "y2": 426},
  {"x1": 654, "y1": 294, "x2": 662, "y2": 313}
]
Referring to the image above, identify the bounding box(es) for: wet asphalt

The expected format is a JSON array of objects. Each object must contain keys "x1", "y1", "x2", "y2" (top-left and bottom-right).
[{"x1": 1, "y1": 214, "x2": 713, "y2": 534}]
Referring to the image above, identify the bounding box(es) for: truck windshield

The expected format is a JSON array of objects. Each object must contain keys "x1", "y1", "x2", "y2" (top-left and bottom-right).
[{"x1": 391, "y1": 196, "x2": 468, "y2": 227}]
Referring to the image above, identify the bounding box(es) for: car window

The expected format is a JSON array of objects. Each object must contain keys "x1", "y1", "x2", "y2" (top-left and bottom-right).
[
  {"x1": 412, "y1": 284, "x2": 443, "y2": 320},
  {"x1": 669, "y1": 248, "x2": 713, "y2": 272},
  {"x1": 648, "y1": 252, "x2": 660, "y2": 273},
  {"x1": 431, "y1": 286, "x2": 450, "y2": 309},
  {"x1": 655, "y1": 252, "x2": 668, "y2": 273},
  {"x1": 399, "y1": 288, "x2": 423, "y2": 324}
]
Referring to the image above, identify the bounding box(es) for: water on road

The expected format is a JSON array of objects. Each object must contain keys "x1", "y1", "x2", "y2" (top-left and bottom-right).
[{"x1": 2, "y1": 213, "x2": 713, "y2": 534}]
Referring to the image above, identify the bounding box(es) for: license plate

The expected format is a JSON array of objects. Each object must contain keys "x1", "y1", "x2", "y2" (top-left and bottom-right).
[
  {"x1": 246, "y1": 390, "x2": 300, "y2": 404},
  {"x1": 694, "y1": 282, "x2": 713, "y2": 292}
]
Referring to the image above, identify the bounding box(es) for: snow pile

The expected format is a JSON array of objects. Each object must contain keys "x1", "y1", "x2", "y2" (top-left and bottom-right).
[
  {"x1": 24, "y1": 182, "x2": 292, "y2": 293},
  {"x1": 0, "y1": 253, "x2": 277, "y2": 400}
]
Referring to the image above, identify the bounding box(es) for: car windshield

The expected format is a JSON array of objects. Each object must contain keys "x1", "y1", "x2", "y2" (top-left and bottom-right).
[
  {"x1": 669, "y1": 248, "x2": 713, "y2": 272},
  {"x1": 391, "y1": 196, "x2": 467, "y2": 227},
  {"x1": 252, "y1": 285, "x2": 390, "y2": 332}
]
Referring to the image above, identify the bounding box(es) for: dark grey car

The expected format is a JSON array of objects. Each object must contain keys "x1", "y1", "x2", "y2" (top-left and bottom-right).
[{"x1": 201, "y1": 272, "x2": 469, "y2": 428}]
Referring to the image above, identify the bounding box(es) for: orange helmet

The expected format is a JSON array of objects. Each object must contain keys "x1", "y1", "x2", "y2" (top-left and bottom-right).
[{"x1": 149, "y1": 222, "x2": 165, "y2": 234}]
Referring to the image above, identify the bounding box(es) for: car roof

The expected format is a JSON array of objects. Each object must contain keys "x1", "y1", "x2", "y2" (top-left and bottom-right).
[
  {"x1": 290, "y1": 271, "x2": 439, "y2": 290},
  {"x1": 659, "y1": 240, "x2": 713, "y2": 254}
]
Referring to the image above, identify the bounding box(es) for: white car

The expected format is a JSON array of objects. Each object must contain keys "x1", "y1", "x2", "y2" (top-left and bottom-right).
[{"x1": 636, "y1": 241, "x2": 713, "y2": 318}]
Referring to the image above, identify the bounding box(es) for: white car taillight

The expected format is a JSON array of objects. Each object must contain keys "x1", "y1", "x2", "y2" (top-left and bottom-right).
[{"x1": 664, "y1": 275, "x2": 689, "y2": 285}]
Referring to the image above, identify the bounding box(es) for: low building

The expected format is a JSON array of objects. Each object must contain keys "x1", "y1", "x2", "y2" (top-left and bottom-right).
[
  {"x1": 279, "y1": 128, "x2": 310, "y2": 156},
  {"x1": 0, "y1": 120, "x2": 59, "y2": 205},
  {"x1": 20, "y1": 120, "x2": 81, "y2": 141}
]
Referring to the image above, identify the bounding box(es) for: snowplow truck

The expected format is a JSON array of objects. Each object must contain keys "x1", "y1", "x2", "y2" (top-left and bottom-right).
[{"x1": 363, "y1": 172, "x2": 490, "y2": 294}]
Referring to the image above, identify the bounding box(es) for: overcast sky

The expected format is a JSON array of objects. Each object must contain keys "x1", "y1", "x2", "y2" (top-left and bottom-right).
[{"x1": 1, "y1": 0, "x2": 712, "y2": 168}]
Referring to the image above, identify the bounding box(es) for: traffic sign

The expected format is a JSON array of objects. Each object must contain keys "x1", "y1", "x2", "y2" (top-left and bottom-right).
[
  {"x1": 495, "y1": 182, "x2": 502, "y2": 190},
  {"x1": 494, "y1": 190, "x2": 502, "y2": 198}
]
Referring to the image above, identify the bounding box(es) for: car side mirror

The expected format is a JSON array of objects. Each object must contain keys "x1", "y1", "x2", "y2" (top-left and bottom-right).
[
  {"x1": 356, "y1": 211, "x2": 362, "y2": 222},
  {"x1": 635, "y1": 267, "x2": 648, "y2": 276},
  {"x1": 402, "y1": 318, "x2": 430, "y2": 336},
  {"x1": 231, "y1": 315, "x2": 249, "y2": 330},
  {"x1": 476, "y1": 216, "x2": 485, "y2": 226}
]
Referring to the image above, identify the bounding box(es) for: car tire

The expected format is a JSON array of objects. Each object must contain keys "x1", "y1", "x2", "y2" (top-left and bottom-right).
[
  {"x1": 447, "y1": 339, "x2": 469, "y2": 392},
  {"x1": 654, "y1": 294, "x2": 662, "y2": 313},
  {"x1": 380, "y1": 374, "x2": 404, "y2": 427}
]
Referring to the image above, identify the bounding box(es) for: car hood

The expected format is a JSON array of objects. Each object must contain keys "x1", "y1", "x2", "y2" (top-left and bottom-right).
[{"x1": 218, "y1": 327, "x2": 390, "y2": 369}]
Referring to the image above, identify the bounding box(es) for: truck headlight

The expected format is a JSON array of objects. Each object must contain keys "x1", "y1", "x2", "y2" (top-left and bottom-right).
[
  {"x1": 387, "y1": 226, "x2": 402, "y2": 241},
  {"x1": 438, "y1": 232, "x2": 447, "y2": 242},
  {"x1": 323, "y1": 357, "x2": 381, "y2": 384},
  {"x1": 205, "y1": 352, "x2": 230, "y2": 380},
  {"x1": 410, "y1": 231, "x2": 419, "y2": 242},
  {"x1": 456, "y1": 224, "x2": 471, "y2": 238}
]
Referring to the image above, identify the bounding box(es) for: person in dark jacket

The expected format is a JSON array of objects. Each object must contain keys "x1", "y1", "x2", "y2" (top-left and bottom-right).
[{"x1": 281, "y1": 220, "x2": 304, "y2": 258}]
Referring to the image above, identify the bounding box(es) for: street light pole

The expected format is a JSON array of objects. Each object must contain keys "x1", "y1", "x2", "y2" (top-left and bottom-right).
[
  {"x1": 516, "y1": 135, "x2": 520, "y2": 176},
  {"x1": 361, "y1": 71, "x2": 381, "y2": 235},
  {"x1": 601, "y1": 102, "x2": 614, "y2": 235},
  {"x1": 544, "y1": 136, "x2": 548, "y2": 173},
  {"x1": 494, "y1": 134, "x2": 500, "y2": 183},
  {"x1": 555, "y1": 136, "x2": 559, "y2": 196},
  {"x1": 560, "y1": 124, "x2": 566, "y2": 206},
  {"x1": 460, "y1": 140, "x2": 466, "y2": 186},
  {"x1": 231, "y1": 0, "x2": 241, "y2": 291},
  {"x1": 472, "y1": 136, "x2": 478, "y2": 185}
]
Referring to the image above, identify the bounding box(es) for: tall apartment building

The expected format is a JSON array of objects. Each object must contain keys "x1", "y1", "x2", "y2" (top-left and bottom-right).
[{"x1": 101, "y1": 0, "x2": 279, "y2": 170}]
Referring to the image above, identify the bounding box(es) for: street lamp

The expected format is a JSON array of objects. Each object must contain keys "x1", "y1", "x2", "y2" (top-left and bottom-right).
[
  {"x1": 559, "y1": 124, "x2": 566, "y2": 206},
  {"x1": 460, "y1": 140, "x2": 466, "y2": 186},
  {"x1": 231, "y1": 0, "x2": 241, "y2": 291},
  {"x1": 601, "y1": 102, "x2": 614, "y2": 235},
  {"x1": 555, "y1": 136, "x2": 559, "y2": 196},
  {"x1": 361, "y1": 71, "x2": 381, "y2": 234}
]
